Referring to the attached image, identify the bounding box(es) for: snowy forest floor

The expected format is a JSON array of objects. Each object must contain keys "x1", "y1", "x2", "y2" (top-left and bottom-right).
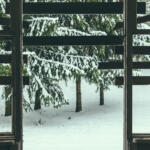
[{"x1": 0, "y1": 70, "x2": 150, "y2": 150}]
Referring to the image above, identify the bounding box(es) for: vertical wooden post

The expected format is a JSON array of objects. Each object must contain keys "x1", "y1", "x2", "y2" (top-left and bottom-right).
[
  {"x1": 123, "y1": 0, "x2": 136, "y2": 150},
  {"x1": 10, "y1": 0, "x2": 23, "y2": 149},
  {"x1": 100, "y1": 87, "x2": 104, "y2": 105}
]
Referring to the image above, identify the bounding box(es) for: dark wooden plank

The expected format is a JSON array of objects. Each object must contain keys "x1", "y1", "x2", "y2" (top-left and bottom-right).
[
  {"x1": 0, "y1": 133, "x2": 13, "y2": 136},
  {"x1": 0, "y1": 55, "x2": 27, "y2": 64},
  {"x1": 10, "y1": 0, "x2": 23, "y2": 148},
  {"x1": 115, "y1": 76, "x2": 150, "y2": 85},
  {"x1": 114, "y1": 15, "x2": 150, "y2": 30},
  {"x1": 114, "y1": 46, "x2": 150, "y2": 55},
  {"x1": 98, "y1": 61, "x2": 150, "y2": 69},
  {"x1": 99, "y1": 61, "x2": 123, "y2": 69},
  {"x1": 134, "y1": 143, "x2": 150, "y2": 150},
  {"x1": 0, "y1": 140, "x2": 14, "y2": 146},
  {"x1": 0, "y1": 17, "x2": 9, "y2": 26},
  {"x1": 133, "y1": 134, "x2": 150, "y2": 138},
  {"x1": 133, "y1": 138, "x2": 150, "y2": 143},
  {"x1": 0, "y1": 76, "x2": 29, "y2": 85},
  {"x1": 0, "y1": 136, "x2": 15, "y2": 140},
  {"x1": 23, "y1": 36, "x2": 123, "y2": 46},
  {"x1": 0, "y1": 17, "x2": 29, "y2": 29},
  {"x1": 123, "y1": 0, "x2": 135, "y2": 149},
  {"x1": 135, "y1": 29, "x2": 150, "y2": 34},
  {"x1": 6, "y1": 2, "x2": 146, "y2": 14},
  {"x1": 0, "y1": 31, "x2": 14, "y2": 40}
]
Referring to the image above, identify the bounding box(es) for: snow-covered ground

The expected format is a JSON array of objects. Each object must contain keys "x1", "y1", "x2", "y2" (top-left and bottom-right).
[{"x1": 1, "y1": 70, "x2": 150, "y2": 150}]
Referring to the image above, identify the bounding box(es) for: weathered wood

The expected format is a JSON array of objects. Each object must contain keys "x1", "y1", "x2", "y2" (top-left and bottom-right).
[
  {"x1": 98, "y1": 61, "x2": 150, "y2": 69},
  {"x1": 0, "y1": 139, "x2": 14, "y2": 150},
  {"x1": 10, "y1": 0, "x2": 23, "y2": 149},
  {"x1": 0, "y1": 55, "x2": 27, "y2": 64},
  {"x1": 114, "y1": 46, "x2": 150, "y2": 55},
  {"x1": 0, "y1": 141, "x2": 14, "y2": 145},
  {"x1": 0, "y1": 31, "x2": 14, "y2": 40},
  {"x1": 135, "y1": 143, "x2": 150, "y2": 150},
  {"x1": 123, "y1": 0, "x2": 135, "y2": 149},
  {"x1": 0, "y1": 76, "x2": 29, "y2": 85},
  {"x1": 135, "y1": 29, "x2": 150, "y2": 34},
  {"x1": 133, "y1": 139, "x2": 150, "y2": 144},
  {"x1": 6, "y1": 2, "x2": 146, "y2": 14},
  {"x1": 133, "y1": 134, "x2": 150, "y2": 138},
  {"x1": 0, "y1": 133, "x2": 13, "y2": 136},
  {"x1": 0, "y1": 17, "x2": 29, "y2": 29},
  {"x1": 132, "y1": 133, "x2": 150, "y2": 149},
  {"x1": 0, "y1": 136, "x2": 15, "y2": 140},
  {"x1": 23, "y1": 36, "x2": 123, "y2": 46},
  {"x1": 114, "y1": 15, "x2": 150, "y2": 30},
  {"x1": 115, "y1": 76, "x2": 150, "y2": 85}
]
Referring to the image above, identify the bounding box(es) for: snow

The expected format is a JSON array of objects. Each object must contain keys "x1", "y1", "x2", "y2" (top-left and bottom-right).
[{"x1": 0, "y1": 70, "x2": 150, "y2": 150}]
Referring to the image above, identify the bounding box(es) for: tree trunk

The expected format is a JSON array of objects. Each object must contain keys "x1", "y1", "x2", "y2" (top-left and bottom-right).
[
  {"x1": 75, "y1": 76, "x2": 82, "y2": 112},
  {"x1": 5, "y1": 86, "x2": 12, "y2": 116},
  {"x1": 100, "y1": 87, "x2": 104, "y2": 105},
  {"x1": 34, "y1": 88, "x2": 41, "y2": 110}
]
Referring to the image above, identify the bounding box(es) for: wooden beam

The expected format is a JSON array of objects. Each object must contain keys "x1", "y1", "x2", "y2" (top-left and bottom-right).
[
  {"x1": 133, "y1": 134, "x2": 150, "y2": 138},
  {"x1": 114, "y1": 15, "x2": 150, "y2": 30},
  {"x1": 10, "y1": 0, "x2": 23, "y2": 148},
  {"x1": 135, "y1": 29, "x2": 150, "y2": 34},
  {"x1": 0, "y1": 55, "x2": 27, "y2": 64},
  {"x1": 23, "y1": 36, "x2": 123, "y2": 46},
  {"x1": 99, "y1": 61, "x2": 123, "y2": 69},
  {"x1": 0, "y1": 31, "x2": 14, "y2": 40},
  {"x1": 0, "y1": 136, "x2": 15, "y2": 140},
  {"x1": 98, "y1": 61, "x2": 150, "y2": 69},
  {"x1": 123, "y1": 0, "x2": 135, "y2": 148},
  {"x1": 114, "y1": 46, "x2": 150, "y2": 55},
  {"x1": 6, "y1": 2, "x2": 146, "y2": 14},
  {"x1": 115, "y1": 76, "x2": 150, "y2": 85},
  {"x1": 0, "y1": 76, "x2": 29, "y2": 85},
  {"x1": 0, "y1": 140, "x2": 14, "y2": 146},
  {"x1": 0, "y1": 133, "x2": 13, "y2": 136},
  {"x1": 0, "y1": 17, "x2": 29, "y2": 29}
]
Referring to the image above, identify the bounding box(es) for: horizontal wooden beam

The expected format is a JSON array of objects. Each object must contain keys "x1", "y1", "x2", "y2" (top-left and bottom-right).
[
  {"x1": 133, "y1": 134, "x2": 150, "y2": 138},
  {"x1": 0, "y1": 76, "x2": 29, "y2": 85},
  {"x1": 0, "y1": 31, "x2": 14, "y2": 40},
  {"x1": 114, "y1": 15, "x2": 150, "y2": 30},
  {"x1": 135, "y1": 29, "x2": 150, "y2": 34},
  {"x1": 99, "y1": 61, "x2": 123, "y2": 69},
  {"x1": 114, "y1": 46, "x2": 150, "y2": 55},
  {"x1": 0, "y1": 133, "x2": 13, "y2": 136},
  {"x1": 6, "y1": 2, "x2": 145, "y2": 14},
  {"x1": 99, "y1": 61, "x2": 150, "y2": 69},
  {"x1": 0, "y1": 135, "x2": 15, "y2": 140},
  {"x1": 23, "y1": 36, "x2": 123, "y2": 46},
  {"x1": 0, "y1": 55, "x2": 28, "y2": 64},
  {"x1": 0, "y1": 17, "x2": 29, "y2": 29},
  {"x1": 0, "y1": 140, "x2": 15, "y2": 146},
  {"x1": 115, "y1": 76, "x2": 150, "y2": 85},
  {"x1": 133, "y1": 134, "x2": 150, "y2": 143}
]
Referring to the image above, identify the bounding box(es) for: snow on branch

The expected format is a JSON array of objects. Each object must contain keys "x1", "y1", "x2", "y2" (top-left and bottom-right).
[
  {"x1": 27, "y1": 51, "x2": 85, "y2": 74},
  {"x1": 27, "y1": 17, "x2": 58, "y2": 36},
  {"x1": 0, "y1": 0, "x2": 6, "y2": 13}
]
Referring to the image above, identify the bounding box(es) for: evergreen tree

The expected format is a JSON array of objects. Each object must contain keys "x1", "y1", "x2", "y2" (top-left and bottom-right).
[{"x1": 0, "y1": 0, "x2": 150, "y2": 113}]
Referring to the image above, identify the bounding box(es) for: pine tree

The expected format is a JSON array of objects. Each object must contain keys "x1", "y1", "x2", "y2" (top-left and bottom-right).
[{"x1": 0, "y1": 0, "x2": 150, "y2": 113}]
